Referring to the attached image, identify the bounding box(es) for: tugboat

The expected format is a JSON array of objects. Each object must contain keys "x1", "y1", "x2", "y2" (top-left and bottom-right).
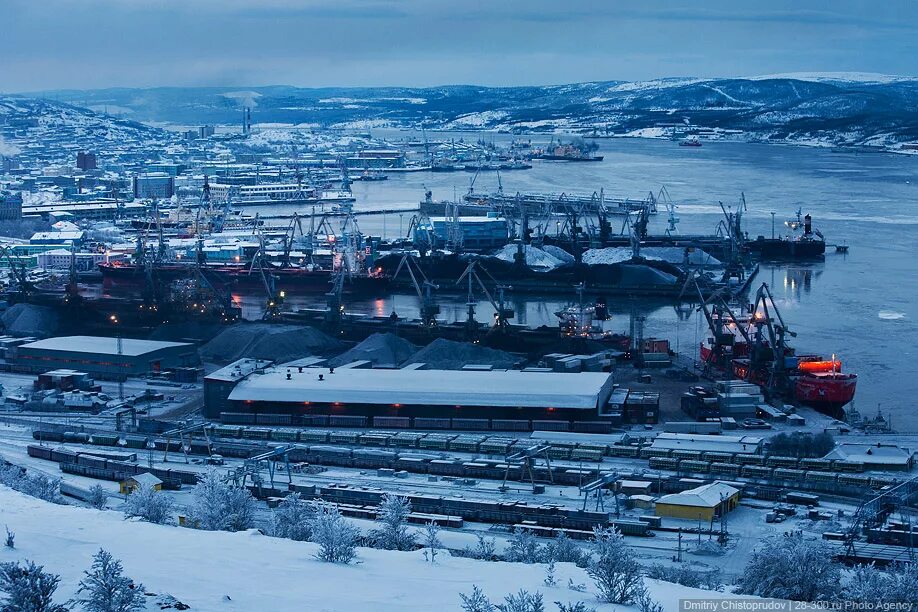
[{"x1": 698, "y1": 282, "x2": 856, "y2": 417}]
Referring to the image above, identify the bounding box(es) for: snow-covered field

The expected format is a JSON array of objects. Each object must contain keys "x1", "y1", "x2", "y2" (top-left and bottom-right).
[{"x1": 0, "y1": 485, "x2": 746, "y2": 611}]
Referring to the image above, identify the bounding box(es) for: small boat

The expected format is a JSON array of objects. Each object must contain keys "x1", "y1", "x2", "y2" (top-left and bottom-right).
[
  {"x1": 679, "y1": 136, "x2": 702, "y2": 147},
  {"x1": 835, "y1": 243, "x2": 849, "y2": 253}
]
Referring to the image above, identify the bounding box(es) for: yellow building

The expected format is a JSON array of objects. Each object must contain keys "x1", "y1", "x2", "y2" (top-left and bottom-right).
[
  {"x1": 654, "y1": 482, "x2": 740, "y2": 521},
  {"x1": 119, "y1": 473, "x2": 163, "y2": 495}
]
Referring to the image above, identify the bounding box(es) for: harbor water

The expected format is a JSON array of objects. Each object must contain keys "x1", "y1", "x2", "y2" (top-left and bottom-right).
[{"x1": 229, "y1": 135, "x2": 918, "y2": 430}]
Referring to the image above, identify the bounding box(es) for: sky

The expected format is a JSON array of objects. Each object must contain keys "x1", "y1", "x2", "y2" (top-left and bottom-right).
[{"x1": 2, "y1": 0, "x2": 917, "y2": 92}]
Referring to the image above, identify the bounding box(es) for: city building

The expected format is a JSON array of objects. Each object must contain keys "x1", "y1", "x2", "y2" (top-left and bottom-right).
[
  {"x1": 133, "y1": 173, "x2": 175, "y2": 199},
  {"x1": 10, "y1": 336, "x2": 199, "y2": 379},
  {"x1": 654, "y1": 482, "x2": 740, "y2": 521},
  {"x1": 119, "y1": 473, "x2": 163, "y2": 495},
  {"x1": 76, "y1": 151, "x2": 97, "y2": 171},
  {"x1": 0, "y1": 191, "x2": 23, "y2": 220},
  {"x1": 205, "y1": 364, "x2": 616, "y2": 422}
]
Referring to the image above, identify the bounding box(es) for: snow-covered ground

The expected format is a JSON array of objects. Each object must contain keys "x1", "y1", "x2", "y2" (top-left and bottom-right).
[{"x1": 0, "y1": 485, "x2": 747, "y2": 611}]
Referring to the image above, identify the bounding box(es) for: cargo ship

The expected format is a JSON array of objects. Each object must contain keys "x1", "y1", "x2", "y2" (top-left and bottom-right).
[
  {"x1": 532, "y1": 142, "x2": 603, "y2": 162},
  {"x1": 746, "y1": 210, "x2": 826, "y2": 260},
  {"x1": 698, "y1": 282, "x2": 856, "y2": 416}
]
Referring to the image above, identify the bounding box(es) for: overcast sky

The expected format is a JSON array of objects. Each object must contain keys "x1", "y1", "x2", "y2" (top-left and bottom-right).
[{"x1": 3, "y1": 0, "x2": 917, "y2": 92}]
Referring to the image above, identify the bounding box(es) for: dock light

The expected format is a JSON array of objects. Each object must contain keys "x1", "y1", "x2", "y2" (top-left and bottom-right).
[
  {"x1": 279, "y1": 291, "x2": 286, "y2": 298},
  {"x1": 393, "y1": 403, "x2": 401, "y2": 408}
]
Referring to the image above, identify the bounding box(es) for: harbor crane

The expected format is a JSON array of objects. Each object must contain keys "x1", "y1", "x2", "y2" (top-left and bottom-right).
[
  {"x1": 391, "y1": 254, "x2": 440, "y2": 328},
  {"x1": 456, "y1": 260, "x2": 514, "y2": 336}
]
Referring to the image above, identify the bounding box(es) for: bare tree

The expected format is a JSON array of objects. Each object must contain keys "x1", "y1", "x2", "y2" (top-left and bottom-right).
[
  {"x1": 544, "y1": 531, "x2": 584, "y2": 565},
  {"x1": 586, "y1": 526, "x2": 642, "y2": 604},
  {"x1": 75, "y1": 549, "x2": 146, "y2": 612},
  {"x1": 423, "y1": 521, "x2": 442, "y2": 564},
  {"x1": 0, "y1": 560, "x2": 69, "y2": 612},
  {"x1": 463, "y1": 533, "x2": 498, "y2": 561}
]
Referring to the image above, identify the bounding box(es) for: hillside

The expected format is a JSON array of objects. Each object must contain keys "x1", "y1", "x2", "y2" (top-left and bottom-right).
[
  {"x1": 28, "y1": 74, "x2": 918, "y2": 148},
  {"x1": 0, "y1": 485, "x2": 744, "y2": 611}
]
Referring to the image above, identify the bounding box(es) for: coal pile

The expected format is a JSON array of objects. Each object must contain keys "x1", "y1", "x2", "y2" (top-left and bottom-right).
[
  {"x1": 0, "y1": 303, "x2": 61, "y2": 336},
  {"x1": 404, "y1": 338, "x2": 520, "y2": 370},
  {"x1": 328, "y1": 333, "x2": 418, "y2": 368},
  {"x1": 200, "y1": 323, "x2": 343, "y2": 364}
]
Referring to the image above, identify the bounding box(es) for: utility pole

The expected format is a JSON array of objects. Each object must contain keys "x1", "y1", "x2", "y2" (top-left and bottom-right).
[
  {"x1": 771, "y1": 212, "x2": 776, "y2": 239},
  {"x1": 117, "y1": 335, "x2": 124, "y2": 401}
]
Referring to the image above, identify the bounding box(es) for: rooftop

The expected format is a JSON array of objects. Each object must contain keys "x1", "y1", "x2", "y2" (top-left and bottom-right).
[
  {"x1": 20, "y1": 336, "x2": 192, "y2": 357},
  {"x1": 228, "y1": 367, "x2": 614, "y2": 410},
  {"x1": 657, "y1": 482, "x2": 740, "y2": 508},
  {"x1": 824, "y1": 443, "x2": 913, "y2": 466},
  {"x1": 650, "y1": 432, "x2": 764, "y2": 454}
]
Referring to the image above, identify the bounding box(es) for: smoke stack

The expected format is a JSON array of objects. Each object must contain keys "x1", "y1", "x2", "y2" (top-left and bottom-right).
[{"x1": 804, "y1": 214, "x2": 812, "y2": 236}]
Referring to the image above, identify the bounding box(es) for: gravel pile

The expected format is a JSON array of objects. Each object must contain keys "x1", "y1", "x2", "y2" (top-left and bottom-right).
[
  {"x1": 328, "y1": 333, "x2": 418, "y2": 368},
  {"x1": 0, "y1": 303, "x2": 61, "y2": 336},
  {"x1": 404, "y1": 338, "x2": 519, "y2": 370},
  {"x1": 200, "y1": 323, "x2": 342, "y2": 364}
]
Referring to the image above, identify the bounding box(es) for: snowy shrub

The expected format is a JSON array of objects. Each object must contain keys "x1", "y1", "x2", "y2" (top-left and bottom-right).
[
  {"x1": 463, "y1": 533, "x2": 498, "y2": 561},
  {"x1": 505, "y1": 527, "x2": 543, "y2": 563},
  {"x1": 309, "y1": 503, "x2": 359, "y2": 564},
  {"x1": 846, "y1": 563, "x2": 918, "y2": 605},
  {"x1": 75, "y1": 549, "x2": 146, "y2": 612},
  {"x1": 0, "y1": 560, "x2": 69, "y2": 612},
  {"x1": 554, "y1": 603, "x2": 595, "y2": 612},
  {"x1": 736, "y1": 533, "x2": 840, "y2": 601},
  {"x1": 544, "y1": 561, "x2": 557, "y2": 587},
  {"x1": 87, "y1": 485, "x2": 108, "y2": 510},
  {"x1": 4, "y1": 526, "x2": 13, "y2": 549},
  {"x1": 645, "y1": 564, "x2": 723, "y2": 591},
  {"x1": 544, "y1": 531, "x2": 584, "y2": 566},
  {"x1": 566, "y1": 579, "x2": 586, "y2": 593},
  {"x1": 0, "y1": 463, "x2": 63, "y2": 504},
  {"x1": 495, "y1": 589, "x2": 544, "y2": 612},
  {"x1": 370, "y1": 494, "x2": 415, "y2": 551},
  {"x1": 123, "y1": 483, "x2": 173, "y2": 525},
  {"x1": 272, "y1": 493, "x2": 315, "y2": 541},
  {"x1": 187, "y1": 470, "x2": 256, "y2": 532},
  {"x1": 459, "y1": 585, "x2": 494, "y2": 612},
  {"x1": 586, "y1": 526, "x2": 643, "y2": 604},
  {"x1": 635, "y1": 585, "x2": 664, "y2": 612},
  {"x1": 423, "y1": 521, "x2": 442, "y2": 564}
]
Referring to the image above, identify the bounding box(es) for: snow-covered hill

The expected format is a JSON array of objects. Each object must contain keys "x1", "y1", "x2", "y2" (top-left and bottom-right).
[
  {"x1": 28, "y1": 76, "x2": 918, "y2": 148},
  {"x1": 0, "y1": 486, "x2": 744, "y2": 611}
]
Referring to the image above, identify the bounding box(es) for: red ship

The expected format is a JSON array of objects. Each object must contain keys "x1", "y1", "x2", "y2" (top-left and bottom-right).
[{"x1": 698, "y1": 283, "x2": 856, "y2": 416}]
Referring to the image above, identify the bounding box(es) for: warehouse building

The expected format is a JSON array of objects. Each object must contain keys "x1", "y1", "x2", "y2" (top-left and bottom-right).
[
  {"x1": 824, "y1": 443, "x2": 914, "y2": 471},
  {"x1": 655, "y1": 482, "x2": 740, "y2": 521},
  {"x1": 10, "y1": 336, "x2": 199, "y2": 379},
  {"x1": 650, "y1": 432, "x2": 764, "y2": 455},
  {"x1": 207, "y1": 364, "x2": 616, "y2": 422}
]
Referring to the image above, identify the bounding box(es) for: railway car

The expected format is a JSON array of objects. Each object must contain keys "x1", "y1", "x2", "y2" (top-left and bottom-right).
[
  {"x1": 804, "y1": 471, "x2": 837, "y2": 485},
  {"x1": 765, "y1": 456, "x2": 800, "y2": 468},
  {"x1": 672, "y1": 450, "x2": 704, "y2": 462},
  {"x1": 450, "y1": 418, "x2": 489, "y2": 431},
  {"x1": 608, "y1": 445, "x2": 640, "y2": 458},
  {"x1": 734, "y1": 454, "x2": 764, "y2": 466},
  {"x1": 271, "y1": 430, "x2": 299, "y2": 443},
  {"x1": 480, "y1": 438, "x2": 516, "y2": 456},
  {"x1": 678, "y1": 460, "x2": 711, "y2": 473},
  {"x1": 449, "y1": 436, "x2": 484, "y2": 453},
  {"x1": 372, "y1": 417, "x2": 411, "y2": 429},
  {"x1": 491, "y1": 419, "x2": 530, "y2": 432},
  {"x1": 799, "y1": 458, "x2": 833, "y2": 471},
  {"x1": 329, "y1": 431, "x2": 360, "y2": 445},
  {"x1": 32, "y1": 430, "x2": 64, "y2": 442},
  {"x1": 353, "y1": 449, "x2": 398, "y2": 469},
  {"x1": 308, "y1": 446, "x2": 354, "y2": 467},
  {"x1": 62, "y1": 432, "x2": 90, "y2": 444},
  {"x1": 570, "y1": 448, "x2": 603, "y2": 462},
  {"x1": 327, "y1": 415, "x2": 368, "y2": 428},
  {"x1": 298, "y1": 430, "x2": 329, "y2": 443},
  {"x1": 709, "y1": 462, "x2": 741, "y2": 477},
  {"x1": 832, "y1": 460, "x2": 865, "y2": 473},
  {"x1": 773, "y1": 468, "x2": 805, "y2": 481},
  {"x1": 414, "y1": 418, "x2": 451, "y2": 430},
  {"x1": 418, "y1": 435, "x2": 454, "y2": 451},
  {"x1": 571, "y1": 421, "x2": 614, "y2": 434},
  {"x1": 741, "y1": 465, "x2": 773, "y2": 479}
]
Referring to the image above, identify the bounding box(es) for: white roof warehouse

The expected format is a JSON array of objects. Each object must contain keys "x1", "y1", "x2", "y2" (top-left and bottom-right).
[{"x1": 222, "y1": 366, "x2": 616, "y2": 421}]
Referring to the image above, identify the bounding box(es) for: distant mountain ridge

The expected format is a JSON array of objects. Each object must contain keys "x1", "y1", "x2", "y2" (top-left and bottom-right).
[{"x1": 16, "y1": 75, "x2": 918, "y2": 148}]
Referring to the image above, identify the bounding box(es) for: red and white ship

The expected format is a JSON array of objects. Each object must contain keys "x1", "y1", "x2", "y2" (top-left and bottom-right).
[{"x1": 699, "y1": 283, "x2": 856, "y2": 415}]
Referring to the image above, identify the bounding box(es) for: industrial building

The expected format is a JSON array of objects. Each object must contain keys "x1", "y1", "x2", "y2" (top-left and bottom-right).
[
  {"x1": 649, "y1": 432, "x2": 764, "y2": 455},
  {"x1": 10, "y1": 336, "x2": 199, "y2": 379},
  {"x1": 824, "y1": 443, "x2": 914, "y2": 471},
  {"x1": 654, "y1": 482, "x2": 740, "y2": 521},
  {"x1": 205, "y1": 363, "x2": 616, "y2": 422},
  {"x1": 133, "y1": 173, "x2": 175, "y2": 199}
]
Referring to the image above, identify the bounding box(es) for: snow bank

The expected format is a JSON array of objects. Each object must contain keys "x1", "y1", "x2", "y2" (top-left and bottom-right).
[{"x1": 0, "y1": 486, "x2": 745, "y2": 611}]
